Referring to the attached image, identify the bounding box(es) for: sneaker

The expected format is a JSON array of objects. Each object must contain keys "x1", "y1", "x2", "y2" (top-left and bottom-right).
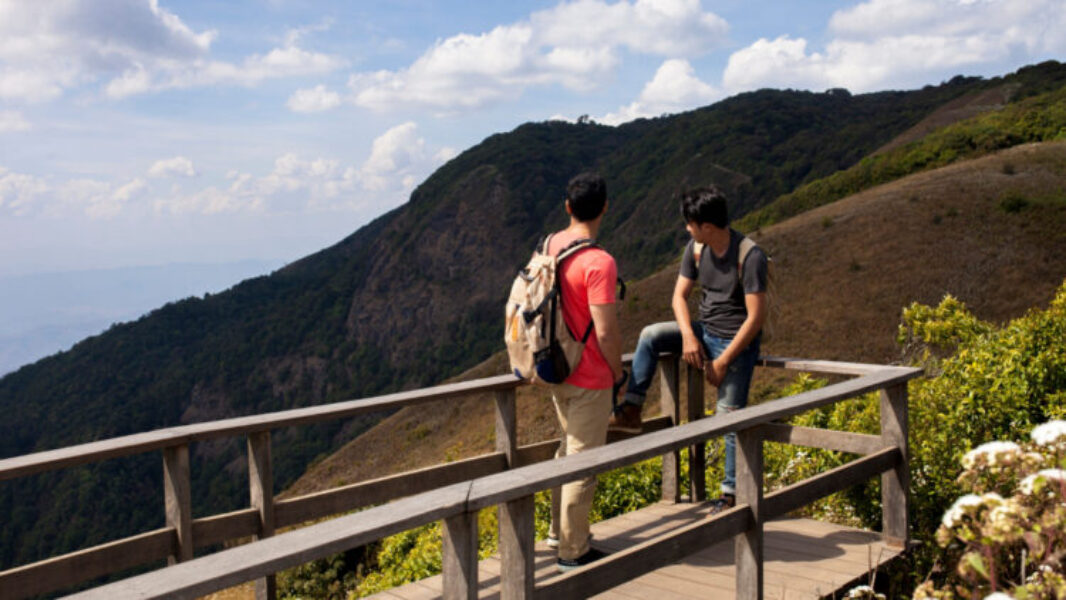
[
  {"x1": 556, "y1": 547, "x2": 609, "y2": 573},
  {"x1": 607, "y1": 403, "x2": 643, "y2": 434},
  {"x1": 546, "y1": 532, "x2": 589, "y2": 548}
]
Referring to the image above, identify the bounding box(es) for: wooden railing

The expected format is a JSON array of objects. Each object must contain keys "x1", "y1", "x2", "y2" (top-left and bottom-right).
[{"x1": 0, "y1": 356, "x2": 921, "y2": 600}]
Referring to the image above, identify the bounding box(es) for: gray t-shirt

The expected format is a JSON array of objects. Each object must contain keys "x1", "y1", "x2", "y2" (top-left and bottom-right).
[{"x1": 679, "y1": 229, "x2": 768, "y2": 338}]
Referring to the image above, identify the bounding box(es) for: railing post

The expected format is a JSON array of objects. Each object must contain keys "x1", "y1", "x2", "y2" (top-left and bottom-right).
[
  {"x1": 442, "y1": 510, "x2": 479, "y2": 600},
  {"x1": 880, "y1": 383, "x2": 910, "y2": 547},
  {"x1": 495, "y1": 389, "x2": 518, "y2": 467},
  {"x1": 687, "y1": 363, "x2": 707, "y2": 502},
  {"x1": 163, "y1": 444, "x2": 193, "y2": 564},
  {"x1": 659, "y1": 356, "x2": 682, "y2": 503},
  {"x1": 735, "y1": 426, "x2": 764, "y2": 600},
  {"x1": 248, "y1": 431, "x2": 276, "y2": 600},
  {"x1": 490, "y1": 387, "x2": 528, "y2": 596},
  {"x1": 499, "y1": 494, "x2": 535, "y2": 599}
]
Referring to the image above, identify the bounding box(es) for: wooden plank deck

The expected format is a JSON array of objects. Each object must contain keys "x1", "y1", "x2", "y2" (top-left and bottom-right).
[{"x1": 368, "y1": 501, "x2": 902, "y2": 600}]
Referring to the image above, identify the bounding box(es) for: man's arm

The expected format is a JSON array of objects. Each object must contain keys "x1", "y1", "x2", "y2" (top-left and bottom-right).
[
  {"x1": 672, "y1": 275, "x2": 704, "y2": 368},
  {"x1": 706, "y1": 292, "x2": 766, "y2": 386},
  {"x1": 590, "y1": 303, "x2": 623, "y2": 381}
]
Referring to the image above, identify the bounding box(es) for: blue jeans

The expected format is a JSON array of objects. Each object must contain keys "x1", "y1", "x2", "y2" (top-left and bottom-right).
[{"x1": 623, "y1": 321, "x2": 760, "y2": 495}]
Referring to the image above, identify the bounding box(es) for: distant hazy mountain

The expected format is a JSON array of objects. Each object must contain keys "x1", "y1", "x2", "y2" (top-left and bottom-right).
[{"x1": 0, "y1": 260, "x2": 284, "y2": 376}]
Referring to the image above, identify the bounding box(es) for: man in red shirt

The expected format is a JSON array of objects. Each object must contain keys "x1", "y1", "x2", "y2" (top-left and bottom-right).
[{"x1": 546, "y1": 172, "x2": 623, "y2": 572}]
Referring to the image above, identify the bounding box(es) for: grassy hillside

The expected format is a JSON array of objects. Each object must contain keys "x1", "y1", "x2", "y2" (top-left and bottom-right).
[
  {"x1": 1, "y1": 62, "x2": 1063, "y2": 574},
  {"x1": 739, "y1": 66, "x2": 1066, "y2": 232}
]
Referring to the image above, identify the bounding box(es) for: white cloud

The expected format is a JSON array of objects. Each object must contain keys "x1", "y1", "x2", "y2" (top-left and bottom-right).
[
  {"x1": 105, "y1": 40, "x2": 346, "y2": 99},
  {"x1": 0, "y1": 110, "x2": 30, "y2": 132},
  {"x1": 434, "y1": 147, "x2": 459, "y2": 163},
  {"x1": 723, "y1": 0, "x2": 1066, "y2": 94},
  {"x1": 84, "y1": 178, "x2": 147, "y2": 219},
  {"x1": 273, "y1": 154, "x2": 339, "y2": 178},
  {"x1": 0, "y1": 1, "x2": 345, "y2": 102},
  {"x1": 599, "y1": 58, "x2": 719, "y2": 125},
  {"x1": 347, "y1": 0, "x2": 728, "y2": 112},
  {"x1": 153, "y1": 185, "x2": 264, "y2": 216},
  {"x1": 360, "y1": 122, "x2": 427, "y2": 192},
  {"x1": 0, "y1": 167, "x2": 49, "y2": 216},
  {"x1": 149, "y1": 156, "x2": 197, "y2": 178},
  {"x1": 0, "y1": 168, "x2": 147, "y2": 220},
  {"x1": 287, "y1": 84, "x2": 343, "y2": 112},
  {"x1": 0, "y1": 0, "x2": 214, "y2": 102},
  {"x1": 532, "y1": 0, "x2": 729, "y2": 56},
  {"x1": 3, "y1": 123, "x2": 457, "y2": 220},
  {"x1": 113, "y1": 178, "x2": 147, "y2": 203}
]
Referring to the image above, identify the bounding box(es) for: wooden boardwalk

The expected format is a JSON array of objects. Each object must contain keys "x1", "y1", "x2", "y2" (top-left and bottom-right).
[{"x1": 370, "y1": 502, "x2": 902, "y2": 600}]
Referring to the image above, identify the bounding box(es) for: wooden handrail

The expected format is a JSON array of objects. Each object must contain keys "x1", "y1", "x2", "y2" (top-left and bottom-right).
[
  {"x1": 0, "y1": 374, "x2": 523, "y2": 482},
  {"x1": 61, "y1": 363, "x2": 921, "y2": 600},
  {"x1": 465, "y1": 365, "x2": 916, "y2": 512},
  {"x1": 0, "y1": 356, "x2": 897, "y2": 482}
]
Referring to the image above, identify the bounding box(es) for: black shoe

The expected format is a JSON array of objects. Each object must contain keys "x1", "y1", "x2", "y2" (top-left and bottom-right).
[
  {"x1": 556, "y1": 547, "x2": 610, "y2": 572},
  {"x1": 708, "y1": 494, "x2": 736, "y2": 516}
]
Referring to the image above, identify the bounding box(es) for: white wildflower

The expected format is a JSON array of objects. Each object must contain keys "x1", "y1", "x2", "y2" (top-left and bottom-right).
[
  {"x1": 962, "y1": 441, "x2": 1021, "y2": 469},
  {"x1": 846, "y1": 585, "x2": 885, "y2": 599},
  {"x1": 986, "y1": 501, "x2": 1021, "y2": 538},
  {"x1": 1023, "y1": 451, "x2": 1045, "y2": 466},
  {"x1": 1031, "y1": 420, "x2": 1066, "y2": 446},
  {"x1": 1023, "y1": 468, "x2": 1066, "y2": 494},
  {"x1": 984, "y1": 593, "x2": 1013, "y2": 600},
  {"x1": 1019, "y1": 469, "x2": 1066, "y2": 495},
  {"x1": 942, "y1": 493, "x2": 985, "y2": 528}
]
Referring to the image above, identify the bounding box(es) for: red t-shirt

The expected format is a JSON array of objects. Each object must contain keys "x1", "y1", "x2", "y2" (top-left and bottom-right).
[{"x1": 547, "y1": 230, "x2": 617, "y2": 390}]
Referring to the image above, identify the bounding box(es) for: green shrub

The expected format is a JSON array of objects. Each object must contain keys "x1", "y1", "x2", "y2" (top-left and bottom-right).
[
  {"x1": 759, "y1": 280, "x2": 1066, "y2": 594},
  {"x1": 999, "y1": 191, "x2": 1030, "y2": 213}
]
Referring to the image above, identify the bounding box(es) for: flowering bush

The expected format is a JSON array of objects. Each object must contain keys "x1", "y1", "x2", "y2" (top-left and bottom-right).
[
  {"x1": 913, "y1": 420, "x2": 1066, "y2": 599},
  {"x1": 790, "y1": 282, "x2": 1066, "y2": 597}
]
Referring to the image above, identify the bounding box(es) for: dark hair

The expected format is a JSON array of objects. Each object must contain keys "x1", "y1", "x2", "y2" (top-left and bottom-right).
[
  {"x1": 566, "y1": 172, "x2": 607, "y2": 222},
  {"x1": 680, "y1": 186, "x2": 729, "y2": 228}
]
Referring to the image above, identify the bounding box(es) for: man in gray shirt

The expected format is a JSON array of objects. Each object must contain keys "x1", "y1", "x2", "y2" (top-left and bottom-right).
[{"x1": 609, "y1": 186, "x2": 767, "y2": 513}]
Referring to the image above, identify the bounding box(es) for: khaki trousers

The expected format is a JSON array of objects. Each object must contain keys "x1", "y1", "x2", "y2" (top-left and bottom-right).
[{"x1": 548, "y1": 383, "x2": 612, "y2": 560}]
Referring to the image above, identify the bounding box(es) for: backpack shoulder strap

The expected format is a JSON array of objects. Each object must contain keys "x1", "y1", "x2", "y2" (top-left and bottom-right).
[
  {"x1": 538, "y1": 233, "x2": 554, "y2": 255},
  {"x1": 737, "y1": 236, "x2": 757, "y2": 276},
  {"x1": 691, "y1": 241, "x2": 705, "y2": 269},
  {"x1": 556, "y1": 237, "x2": 596, "y2": 262}
]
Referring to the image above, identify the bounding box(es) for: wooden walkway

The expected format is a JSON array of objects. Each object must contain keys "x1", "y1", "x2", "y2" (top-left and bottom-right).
[{"x1": 370, "y1": 502, "x2": 902, "y2": 600}]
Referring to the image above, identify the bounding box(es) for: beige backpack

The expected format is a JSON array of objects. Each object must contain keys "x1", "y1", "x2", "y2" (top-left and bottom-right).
[{"x1": 505, "y1": 235, "x2": 597, "y2": 384}]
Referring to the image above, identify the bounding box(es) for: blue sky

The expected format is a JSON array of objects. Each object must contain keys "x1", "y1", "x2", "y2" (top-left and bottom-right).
[{"x1": 1, "y1": 0, "x2": 1063, "y2": 277}]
